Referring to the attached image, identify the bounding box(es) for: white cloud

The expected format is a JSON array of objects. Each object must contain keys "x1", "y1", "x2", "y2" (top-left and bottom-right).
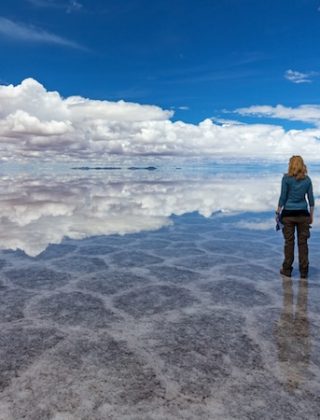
[
  {"x1": 235, "y1": 104, "x2": 320, "y2": 127},
  {"x1": 0, "y1": 110, "x2": 73, "y2": 136},
  {"x1": 2, "y1": 78, "x2": 320, "y2": 163},
  {"x1": 0, "y1": 17, "x2": 83, "y2": 49},
  {"x1": 284, "y1": 69, "x2": 315, "y2": 84}
]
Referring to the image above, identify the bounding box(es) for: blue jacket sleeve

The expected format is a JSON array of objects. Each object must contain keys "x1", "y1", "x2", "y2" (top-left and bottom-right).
[
  {"x1": 307, "y1": 179, "x2": 315, "y2": 207},
  {"x1": 278, "y1": 176, "x2": 288, "y2": 208}
]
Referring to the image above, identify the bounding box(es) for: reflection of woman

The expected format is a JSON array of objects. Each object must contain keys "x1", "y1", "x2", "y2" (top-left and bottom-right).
[
  {"x1": 276, "y1": 156, "x2": 314, "y2": 278},
  {"x1": 274, "y1": 277, "x2": 310, "y2": 390}
]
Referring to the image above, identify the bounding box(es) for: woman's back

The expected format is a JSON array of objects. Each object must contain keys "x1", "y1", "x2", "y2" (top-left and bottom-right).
[{"x1": 279, "y1": 175, "x2": 314, "y2": 211}]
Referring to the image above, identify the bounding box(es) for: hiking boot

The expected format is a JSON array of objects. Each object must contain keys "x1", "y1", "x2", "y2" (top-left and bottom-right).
[
  {"x1": 299, "y1": 265, "x2": 309, "y2": 280},
  {"x1": 280, "y1": 268, "x2": 292, "y2": 277}
]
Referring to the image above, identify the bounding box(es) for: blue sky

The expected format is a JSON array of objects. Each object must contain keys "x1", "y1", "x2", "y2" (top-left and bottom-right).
[
  {"x1": 1, "y1": 0, "x2": 320, "y2": 124},
  {"x1": 1, "y1": 0, "x2": 320, "y2": 164}
]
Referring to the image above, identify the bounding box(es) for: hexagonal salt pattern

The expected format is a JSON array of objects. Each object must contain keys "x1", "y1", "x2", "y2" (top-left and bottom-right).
[
  {"x1": 30, "y1": 291, "x2": 118, "y2": 328},
  {"x1": 113, "y1": 285, "x2": 199, "y2": 318},
  {"x1": 0, "y1": 325, "x2": 65, "y2": 392},
  {"x1": 77, "y1": 271, "x2": 150, "y2": 295},
  {"x1": 0, "y1": 212, "x2": 320, "y2": 420},
  {"x1": 5, "y1": 266, "x2": 71, "y2": 290}
]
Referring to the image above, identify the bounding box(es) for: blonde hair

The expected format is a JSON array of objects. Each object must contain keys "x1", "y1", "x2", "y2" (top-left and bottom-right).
[{"x1": 287, "y1": 155, "x2": 307, "y2": 180}]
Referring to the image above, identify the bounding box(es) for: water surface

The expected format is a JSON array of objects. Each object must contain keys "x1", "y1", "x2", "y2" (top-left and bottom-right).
[{"x1": 0, "y1": 166, "x2": 319, "y2": 419}]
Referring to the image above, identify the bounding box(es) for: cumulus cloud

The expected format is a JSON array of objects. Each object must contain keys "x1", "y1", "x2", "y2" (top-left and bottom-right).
[
  {"x1": 0, "y1": 110, "x2": 73, "y2": 136},
  {"x1": 2, "y1": 78, "x2": 320, "y2": 163},
  {"x1": 284, "y1": 69, "x2": 315, "y2": 84},
  {"x1": 235, "y1": 104, "x2": 320, "y2": 127},
  {"x1": 0, "y1": 17, "x2": 83, "y2": 49},
  {"x1": 3, "y1": 171, "x2": 318, "y2": 256}
]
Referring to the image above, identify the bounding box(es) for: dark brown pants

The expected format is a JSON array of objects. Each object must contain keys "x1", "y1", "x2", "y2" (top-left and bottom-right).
[{"x1": 282, "y1": 216, "x2": 310, "y2": 276}]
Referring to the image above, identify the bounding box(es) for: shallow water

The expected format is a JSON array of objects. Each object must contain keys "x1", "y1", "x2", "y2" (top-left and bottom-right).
[{"x1": 0, "y1": 167, "x2": 319, "y2": 419}]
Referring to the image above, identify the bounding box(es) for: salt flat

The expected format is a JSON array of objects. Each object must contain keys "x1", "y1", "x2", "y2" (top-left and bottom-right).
[
  {"x1": 0, "y1": 211, "x2": 320, "y2": 420},
  {"x1": 0, "y1": 168, "x2": 319, "y2": 419}
]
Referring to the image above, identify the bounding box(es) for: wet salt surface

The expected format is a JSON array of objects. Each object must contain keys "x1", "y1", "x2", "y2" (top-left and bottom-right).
[{"x1": 1, "y1": 212, "x2": 320, "y2": 420}]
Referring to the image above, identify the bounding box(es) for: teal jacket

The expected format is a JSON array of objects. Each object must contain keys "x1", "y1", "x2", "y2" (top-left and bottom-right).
[{"x1": 278, "y1": 175, "x2": 314, "y2": 210}]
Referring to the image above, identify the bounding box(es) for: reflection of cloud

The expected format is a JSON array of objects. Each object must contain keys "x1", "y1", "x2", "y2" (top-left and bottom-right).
[
  {"x1": 0, "y1": 17, "x2": 83, "y2": 49},
  {"x1": 1, "y1": 172, "x2": 319, "y2": 256},
  {"x1": 233, "y1": 219, "x2": 275, "y2": 231},
  {"x1": 3, "y1": 79, "x2": 320, "y2": 162},
  {"x1": 234, "y1": 209, "x2": 320, "y2": 232}
]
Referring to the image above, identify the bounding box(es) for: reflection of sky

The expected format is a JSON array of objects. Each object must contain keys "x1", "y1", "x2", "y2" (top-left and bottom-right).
[{"x1": 1, "y1": 167, "x2": 319, "y2": 256}]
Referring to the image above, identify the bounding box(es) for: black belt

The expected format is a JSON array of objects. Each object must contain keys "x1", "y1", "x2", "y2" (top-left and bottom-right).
[{"x1": 281, "y1": 209, "x2": 310, "y2": 218}]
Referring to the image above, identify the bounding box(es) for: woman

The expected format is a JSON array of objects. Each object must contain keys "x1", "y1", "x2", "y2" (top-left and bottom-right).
[{"x1": 276, "y1": 156, "x2": 314, "y2": 278}]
